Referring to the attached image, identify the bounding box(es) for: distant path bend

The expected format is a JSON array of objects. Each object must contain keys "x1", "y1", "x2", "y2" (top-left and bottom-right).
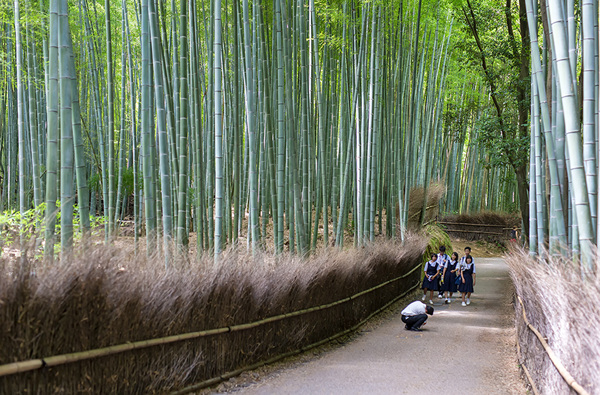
[{"x1": 217, "y1": 257, "x2": 526, "y2": 395}]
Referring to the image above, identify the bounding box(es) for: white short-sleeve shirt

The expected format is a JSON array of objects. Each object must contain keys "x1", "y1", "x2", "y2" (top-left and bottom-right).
[
  {"x1": 401, "y1": 301, "x2": 427, "y2": 316},
  {"x1": 436, "y1": 253, "x2": 449, "y2": 269}
]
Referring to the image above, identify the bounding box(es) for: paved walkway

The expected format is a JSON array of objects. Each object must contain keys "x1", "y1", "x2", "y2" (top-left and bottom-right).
[{"x1": 219, "y1": 257, "x2": 526, "y2": 395}]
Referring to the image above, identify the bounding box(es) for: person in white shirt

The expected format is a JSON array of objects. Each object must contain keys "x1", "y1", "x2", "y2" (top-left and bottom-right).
[
  {"x1": 441, "y1": 251, "x2": 459, "y2": 303},
  {"x1": 436, "y1": 246, "x2": 450, "y2": 298},
  {"x1": 401, "y1": 301, "x2": 434, "y2": 331},
  {"x1": 458, "y1": 246, "x2": 473, "y2": 269},
  {"x1": 458, "y1": 255, "x2": 476, "y2": 306},
  {"x1": 421, "y1": 254, "x2": 440, "y2": 305}
]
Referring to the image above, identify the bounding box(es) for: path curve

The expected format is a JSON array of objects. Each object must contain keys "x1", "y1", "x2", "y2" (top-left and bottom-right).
[{"x1": 212, "y1": 257, "x2": 527, "y2": 395}]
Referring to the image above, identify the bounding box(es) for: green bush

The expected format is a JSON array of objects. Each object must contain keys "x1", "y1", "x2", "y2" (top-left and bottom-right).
[
  {"x1": 422, "y1": 223, "x2": 453, "y2": 265},
  {"x1": 0, "y1": 203, "x2": 106, "y2": 258}
]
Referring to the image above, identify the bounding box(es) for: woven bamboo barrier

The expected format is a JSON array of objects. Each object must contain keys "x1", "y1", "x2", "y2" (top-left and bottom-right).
[
  {"x1": 0, "y1": 264, "x2": 421, "y2": 378},
  {"x1": 517, "y1": 296, "x2": 590, "y2": 395},
  {"x1": 0, "y1": 240, "x2": 426, "y2": 393},
  {"x1": 507, "y1": 249, "x2": 600, "y2": 395},
  {"x1": 516, "y1": 339, "x2": 540, "y2": 395},
  {"x1": 439, "y1": 212, "x2": 521, "y2": 242},
  {"x1": 439, "y1": 222, "x2": 516, "y2": 241}
]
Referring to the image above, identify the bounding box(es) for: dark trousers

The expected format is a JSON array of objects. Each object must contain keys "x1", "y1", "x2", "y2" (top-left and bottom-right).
[{"x1": 401, "y1": 314, "x2": 427, "y2": 329}]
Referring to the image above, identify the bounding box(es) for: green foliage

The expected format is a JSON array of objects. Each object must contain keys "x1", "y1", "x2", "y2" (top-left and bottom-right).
[
  {"x1": 0, "y1": 204, "x2": 47, "y2": 249},
  {"x1": 120, "y1": 167, "x2": 138, "y2": 193},
  {"x1": 422, "y1": 223, "x2": 453, "y2": 265},
  {"x1": 88, "y1": 172, "x2": 102, "y2": 192},
  {"x1": 89, "y1": 167, "x2": 139, "y2": 194},
  {"x1": 442, "y1": 95, "x2": 482, "y2": 143},
  {"x1": 475, "y1": 114, "x2": 529, "y2": 169},
  {"x1": 0, "y1": 203, "x2": 106, "y2": 257},
  {"x1": 447, "y1": 0, "x2": 531, "y2": 156}
]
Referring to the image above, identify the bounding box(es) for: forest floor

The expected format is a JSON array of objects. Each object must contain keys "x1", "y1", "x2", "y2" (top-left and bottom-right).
[{"x1": 200, "y1": 244, "x2": 528, "y2": 395}]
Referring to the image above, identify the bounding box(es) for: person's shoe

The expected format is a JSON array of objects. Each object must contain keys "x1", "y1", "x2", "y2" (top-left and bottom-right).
[
  {"x1": 461, "y1": 301, "x2": 467, "y2": 307},
  {"x1": 422, "y1": 295, "x2": 426, "y2": 301},
  {"x1": 437, "y1": 294, "x2": 443, "y2": 299},
  {"x1": 409, "y1": 327, "x2": 422, "y2": 332},
  {"x1": 429, "y1": 300, "x2": 434, "y2": 305},
  {"x1": 466, "y1": 299, "x2": 471, "y2": 305},
  {"x1": 444, "y1": 299, "x2": 450, "y2": 304},
  {"x1": 405, "y1": 325, "x2": 410, "y2": 330},
  {"x1": 447, "y1": 298, "x2": 452, "y2": 303}
]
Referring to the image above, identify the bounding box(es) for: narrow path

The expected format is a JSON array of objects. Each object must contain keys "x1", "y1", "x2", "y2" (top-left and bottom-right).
[{"x1": 216, "y1": 257, "x2": 526, "y2": 395}]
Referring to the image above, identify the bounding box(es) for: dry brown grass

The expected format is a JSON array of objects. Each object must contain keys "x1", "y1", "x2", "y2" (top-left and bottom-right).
[
  {"x1": 0, "y1": 236, "x2": 426, "y2": 393},
  {"x1": 506, "y1": 248, "x2": 600, "y2": 394},
  {"x1": 439, "y1": 212, "x2": 520, "y2": 245},
  {"x1": 406, "y1": 183, "x2": 447, "y2": 229}
]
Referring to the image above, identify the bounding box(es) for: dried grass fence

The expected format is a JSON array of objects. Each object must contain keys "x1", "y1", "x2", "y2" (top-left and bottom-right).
[
  {"x1": 0, "y1": 238, "x2": 426, "y2": 393},
  {"x1": 440, "y1": 212, "x2": 521, "y2": 242},
  {"x1": 406, "y1": 184, "x2": 447, "y2": 228},
  {"x1": 506, "y1": 249, "x2": 600, "y2": 394}
]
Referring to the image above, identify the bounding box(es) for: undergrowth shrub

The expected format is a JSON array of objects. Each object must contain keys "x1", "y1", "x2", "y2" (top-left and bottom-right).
[
  {"x1": 0, "y1": 202, "x2": 106, "y2": 258},
  {"x1": 0, "y1": 236, "x2": 426, "y2": 393},
  {"x1": 506, "y1": 249, "x2": 600, "y2": 394},
  {"x1": 422, "y1": 224, "x2": 453, "y2": 264}
]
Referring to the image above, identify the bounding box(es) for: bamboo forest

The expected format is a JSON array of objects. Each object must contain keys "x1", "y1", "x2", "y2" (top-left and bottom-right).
[
  {"x1": 0, "y1": 0, "x2": 600, "y2": 393},
  {"x1": 0, "y1": 0, "x2": 526, "y2": 260}
]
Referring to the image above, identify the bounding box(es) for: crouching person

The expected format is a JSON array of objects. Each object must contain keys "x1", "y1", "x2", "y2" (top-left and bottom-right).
[{"x1": 401, "y1": 301, "x2": 434, "y2": 332}]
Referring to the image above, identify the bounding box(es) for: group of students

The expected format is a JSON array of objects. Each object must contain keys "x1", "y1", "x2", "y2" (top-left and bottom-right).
[{"x1": 421, "y1": 246, "x2": 476, "y2": 307}]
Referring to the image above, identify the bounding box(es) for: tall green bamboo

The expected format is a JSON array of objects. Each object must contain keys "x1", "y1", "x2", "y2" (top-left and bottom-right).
[
  {"x1": 26, "y1": 21, "x2": 43, "y2": 209},
  {"x1": 140, "y1": 0, "x2": 157, "y2": 255},
  {"x1": 242, "y1": 0, "x2": 259, "y2": 252},
  {"x1": 44, "y1": 0, "x2": 60, "y2": 260},
  {"x1": 68, "y1": 31, "x2": 91, "y2": 236},
  {"x1": 14, "y1": 0, "x2": 27, "y2": 253},
  {"x1": 58, "y1": 0, "x2": 75, "y2": 254},
  {"x1": 14, "y1": 0, "x2": 27, "y2": 215},
  {"x1": 148, "y1": 0, "x2": 173, "y2": 266},
  {"x1": 213, "y1": 0, "x2": 223, "y2": 258},
  {"x1": 105, "y1": 0, "x2": 116, "y2": 239},
  {"x1": 581, "y1": 0, "x2": 597, "y2": 240},
  {"x1": 177, "y1": 0, "x2": 190, "y2": 250},
  {"x1": 547, "y1": 0, "x2": 594, "y2": 265}
]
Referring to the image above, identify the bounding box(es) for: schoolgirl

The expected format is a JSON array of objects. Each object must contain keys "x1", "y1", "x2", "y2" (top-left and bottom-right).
[
  {"x1": 458, "y1": 255, "x2": 476, "y2": 306},
  {"x1": 436, "y1": 246, "x2": 450, "y2": 298},
  {"x1": 421, "y1": 253, "x2": 440, "y2": 305},
  {"x1": 441, "y1": 252, "x2": 459, "y2": 303}
]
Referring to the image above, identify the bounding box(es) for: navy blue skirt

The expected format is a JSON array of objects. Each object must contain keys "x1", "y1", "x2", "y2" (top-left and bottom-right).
[
  {"x1": 458, "y1": 272, "x2": 474, "y2": 293},
  {"x1": 422, "y1": 276, "x2": 439, "y2": 291},
  {"x1": 441, "y1": 271, "x2": 457, "y2": 292}
]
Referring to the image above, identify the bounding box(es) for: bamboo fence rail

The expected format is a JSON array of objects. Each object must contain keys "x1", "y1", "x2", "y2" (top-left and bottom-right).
[
  {"x1": 437, "y1": 221, "x2": 512, "y2": 228},
  {"x1": 444, "y1": 230, "x2": 504, "y2": 236},
  {"x1": 0, "y1": 263, "x2": 422, "y2": 379},
  {"x1": 438, "y1": 221, "x2": 520, "y2": 240},
  {"x1": 516, "y1": 334, "x2": 540, "y2": 395}
]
